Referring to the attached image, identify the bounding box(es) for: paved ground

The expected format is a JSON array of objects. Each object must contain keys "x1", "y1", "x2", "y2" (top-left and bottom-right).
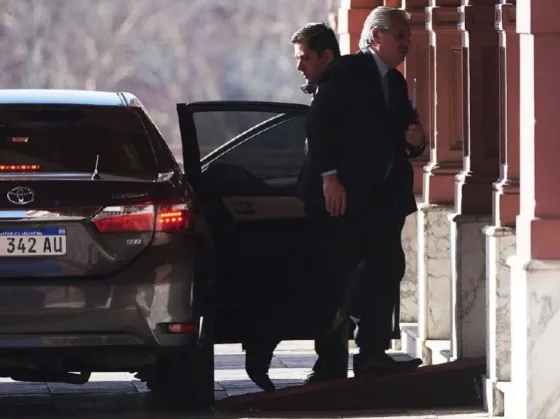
[{"x1": 0, "y1": 341, "x2": 487, "y2": 418}]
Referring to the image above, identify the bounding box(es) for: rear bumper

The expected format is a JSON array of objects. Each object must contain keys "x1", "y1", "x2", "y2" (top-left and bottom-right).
[{"x1": 0, "y1": 232, "x2": 198, "y2": 350}]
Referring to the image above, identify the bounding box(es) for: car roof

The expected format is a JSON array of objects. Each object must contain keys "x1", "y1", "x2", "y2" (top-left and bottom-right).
[{"x1": 0, "y1": 89, "x2": 141, "y2": 107}]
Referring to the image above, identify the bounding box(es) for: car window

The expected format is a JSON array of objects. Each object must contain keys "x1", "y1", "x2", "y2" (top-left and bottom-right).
[
  {"x1": 210, "y1": 115, "x2": 306, "y2": 179},
  {"x1": 139, "y1": 111, "x2": 178, "y2": 172},
  {"x1": 193, "y1": 111, "x2": 283, "y2": 159},
  {"x1": 0, "y1": 106, "x2": 156, "y2": 176}
]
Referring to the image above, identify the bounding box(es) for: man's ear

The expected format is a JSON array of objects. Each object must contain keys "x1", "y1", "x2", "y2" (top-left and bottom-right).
[
  {"x1": 322, "y1": 49, "x2": 334, "y2": 63},
  {"x1": 372, "y1": 27, "x2": 380, "y2": 45}
]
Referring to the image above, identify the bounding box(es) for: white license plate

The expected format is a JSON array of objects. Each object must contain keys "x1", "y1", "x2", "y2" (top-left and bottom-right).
[{"x1": 0, "y1": 228, "x2": 67, "y2": 257}]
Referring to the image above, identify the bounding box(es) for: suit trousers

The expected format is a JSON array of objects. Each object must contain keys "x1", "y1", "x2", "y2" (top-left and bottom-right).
[{"x1": 305, "y1": 193, "x2": 406, "y2": 376}]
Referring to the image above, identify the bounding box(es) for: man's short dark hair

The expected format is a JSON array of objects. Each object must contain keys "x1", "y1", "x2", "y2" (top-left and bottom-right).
[{"x1": 290, "y1": 22, "x2": 341, "y2": 57}]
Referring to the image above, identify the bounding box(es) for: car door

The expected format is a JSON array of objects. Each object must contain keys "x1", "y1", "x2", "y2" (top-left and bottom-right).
[{"x1": 177, "y1": 101, "x2": 317, "y2": 344}]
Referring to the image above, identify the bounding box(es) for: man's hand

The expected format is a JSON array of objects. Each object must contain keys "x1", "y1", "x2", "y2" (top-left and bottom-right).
[
  {"x1": 322, "y1": 174, "x2": 346, "y2": 217},
  {"x1": 405, "y1": 123, "x2": 425, "y2": 148}
]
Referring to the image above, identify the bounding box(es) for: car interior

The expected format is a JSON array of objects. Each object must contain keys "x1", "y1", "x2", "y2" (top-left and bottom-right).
[{"x1": 177, "y1": 102, "x2": 320, "y2": 344}]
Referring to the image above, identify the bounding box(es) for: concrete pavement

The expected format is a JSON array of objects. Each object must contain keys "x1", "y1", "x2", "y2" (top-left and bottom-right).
[{"x1": 0, "y1": 341, "x2": 488, "y2": 418}]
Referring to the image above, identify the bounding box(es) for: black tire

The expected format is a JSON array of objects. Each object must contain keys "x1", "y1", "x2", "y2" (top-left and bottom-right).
[{"x1": 147, "y1": 317, "x2": 215, "y2": 410}]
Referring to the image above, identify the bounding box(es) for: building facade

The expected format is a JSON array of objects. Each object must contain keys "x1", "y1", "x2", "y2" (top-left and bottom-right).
[{"x1": 334, "y1": 1, "x2": 560, "y2": 418}]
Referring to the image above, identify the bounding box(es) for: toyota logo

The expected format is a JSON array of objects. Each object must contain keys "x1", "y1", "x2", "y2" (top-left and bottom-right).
[{"x1": 7, "y1": 186, "x2": 35, "y2": 205}]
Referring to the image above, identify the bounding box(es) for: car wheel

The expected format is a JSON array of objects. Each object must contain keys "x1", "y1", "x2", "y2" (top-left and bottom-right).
[{"x1": 147, "y1": 316, "x2": 215, "y2": 410}]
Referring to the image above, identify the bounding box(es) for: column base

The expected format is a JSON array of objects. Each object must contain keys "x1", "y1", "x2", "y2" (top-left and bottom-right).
[
  {"x1": 417, "y1": 204, "x2": 453, "y2": 364},
  {"x1": 483, "y1": 226, "x2": 515, "y2": 416},
  {"x1": 449, "y1": 213, "x2": 491, "y2": 360},
  {"x1": 483, "y1": 377, "x2": 510, "y2": 417},
  {"x1": 507, "y1": 257, "x2": 560, "y2": 419},
  {"x1": 400, "y1": 325, "x2": 452, "y2": 365},
  {"x1": 400, "y1": 209, "x2": 419, "y2": 324}
]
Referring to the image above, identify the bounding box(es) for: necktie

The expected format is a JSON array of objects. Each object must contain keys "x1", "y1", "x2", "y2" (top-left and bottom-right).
[{"x1": 382, "y1": 71, "x2": 391, "y2": 106}]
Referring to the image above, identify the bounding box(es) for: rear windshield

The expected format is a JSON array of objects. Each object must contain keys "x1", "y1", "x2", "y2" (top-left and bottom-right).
[{"x1": 0, "y1": 106, "x2": 156, "y2": 175}]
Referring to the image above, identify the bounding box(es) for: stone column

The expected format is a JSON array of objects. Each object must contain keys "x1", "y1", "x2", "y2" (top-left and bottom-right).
[
  {"x1": 416, "y1": 1, "x2": 463, "y2": 364},
  {"x1": 337, "y1": 0, "x2": 383, "y2": 55},
  {"x1": 449, "y1": 0, "x2": 500, "y2": 361},
  {"x1": 379, "y1": 0, "x2": 414, "y2": 338},
  {"x1": 483, "y1": 2, "x2": 519, "y2": 416},
  {"x1": 395, "y1": 0, "x2": 431, "y2": 328},
  {"x1": 385, "y1": 0, "x2": 406, "y2": 75},
  {"x1": 507, "y1": 1, "x2": 560, "y2": 418},
  {"x1": 402, "y1": 0, "x2": 430, "y2": 197}
]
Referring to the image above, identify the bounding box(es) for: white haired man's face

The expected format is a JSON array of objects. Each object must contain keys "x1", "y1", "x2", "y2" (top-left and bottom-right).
[{"x1": 371, "y1": 15, "x2": 411, "y2": 68}]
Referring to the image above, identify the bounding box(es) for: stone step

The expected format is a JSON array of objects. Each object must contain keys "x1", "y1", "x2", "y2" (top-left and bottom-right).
[
  {"x1": 399, "y1": 323, "x2": 452, "y2": 366},
  {"x1": 426, "y1": 340, "x2": 451, "y2": 365},
  {"x1": 482, "y1": 375, "x2": 507, "y2": 417},
  {"x1": 441, "y1": 349, "x2": 453, "y2": 362},
  {"x1": 400, "y1": 323, "x2": 419, "y2": 359},
  {"x1": 497, "y1": 381, "x2": 511, "y2": 417}
]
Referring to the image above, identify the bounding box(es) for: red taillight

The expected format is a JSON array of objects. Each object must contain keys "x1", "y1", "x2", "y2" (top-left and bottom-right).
[
  {"x1": 167, "y1": 323, "x2": 197, "y2": 334},
  {"x1": 156, "y1": 202, "x2": 191, "y2": 232},
  {"x1": 92, "y1": 200, "x2": 191, "y2": 233},
  {"x1": 0, "y1": 164, "x2": 40, "y2": 171},
  {"x1": 92, "y1": 203, "x2": 155, "y2": 233}
]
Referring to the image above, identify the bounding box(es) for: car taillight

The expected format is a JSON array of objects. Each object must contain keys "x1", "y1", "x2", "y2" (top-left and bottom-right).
[
  {"x1": 92, "y1": 203, "x2": 155, "y2": 233},
  {"x1": 155, "y1": 201, "x2": 191, "y2": 232},
  {"x1": 92, "y1": 200, "x2": 191, "y2": 233},
  {"x1": 0, "y1": 164, "x2": 41, "y2": 171}
]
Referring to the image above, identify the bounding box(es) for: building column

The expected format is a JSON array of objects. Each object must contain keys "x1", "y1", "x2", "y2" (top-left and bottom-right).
[
  {"x1": 401, "y1": 0, "x2": 430, "y2": 199},
  {"x1": 391, "y1": 0, "x2": 431, "y2": 330},
  {"x1": 415, "y1": 0, "x2": 463, "y2": 364},
  {"x1": 379, "y1": 0, "x2": 431, "y2": 338},
  {"x1": 483, "y1": 2, "x2": 519, "y2": 416},
  {"x1": 449, "y1": 0, "x2": 500, "y2": 361},
  {"x1": 507, "y1": 1, "x2": 560, "y2": 418},
  {"x1": 337, "y1": 0, "x2": 383, "y2": 55},
  {"x1": 385, "y1": 0, "x2": 406, "y2": 76}
]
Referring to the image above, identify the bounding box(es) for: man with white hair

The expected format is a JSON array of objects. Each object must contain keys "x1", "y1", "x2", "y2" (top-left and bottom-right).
[{"x1": 295, "y1": 6, "x2": 425, "y2": 381}]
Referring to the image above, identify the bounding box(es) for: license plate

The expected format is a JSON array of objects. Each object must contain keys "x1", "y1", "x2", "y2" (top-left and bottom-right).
[{"x1": 0, "y1": 228, "x2": 67, "y2": 257}]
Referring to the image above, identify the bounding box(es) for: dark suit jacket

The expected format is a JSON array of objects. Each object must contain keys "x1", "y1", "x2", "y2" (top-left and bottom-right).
[{"x1": 296, "y1": 49, "x2": 425, "y2": 218}]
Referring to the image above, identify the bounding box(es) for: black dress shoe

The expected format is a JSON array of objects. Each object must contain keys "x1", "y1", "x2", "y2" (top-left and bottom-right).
[
  {"x1": 304, "y1": 372, "x2": 329, "y2": 384},
  {"x1": 245, "y1": 349, "x2": 276, "y2": 392},
  {"x1": 353, "y1": 353, "x2": 422, "y2": 379},
  {"x1": 246, "y1": 369, "x2": 276, "y2": 392},
  {"x1": 305, "y1": 370, "x2": 347, "y2": 385}
]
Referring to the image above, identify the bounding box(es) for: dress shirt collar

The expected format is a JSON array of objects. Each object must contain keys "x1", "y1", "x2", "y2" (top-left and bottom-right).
[{"x1": 368, "y1": 48, "x2": 390, "y2": 78}]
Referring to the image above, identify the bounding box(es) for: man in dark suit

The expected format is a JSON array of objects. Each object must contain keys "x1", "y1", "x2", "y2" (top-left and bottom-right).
[
  {"x1": 244, "y1": 22, "x2": 343, "y2": 392},
  {"x1": 296, "y1": 6, "x2": 425, "y2": 382}
]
